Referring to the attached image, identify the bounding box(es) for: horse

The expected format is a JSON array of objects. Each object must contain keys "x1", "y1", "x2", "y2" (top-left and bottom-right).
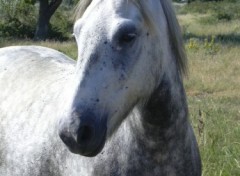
[{"x1": 0, "y1": 0, "x2": 202, "y2": 175}]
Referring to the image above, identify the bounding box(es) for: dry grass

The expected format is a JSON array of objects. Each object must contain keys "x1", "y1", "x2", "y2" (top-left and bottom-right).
[
  {"x1": 185, "y1": 46, "x2": 240, "y2": 97},
  {"x1": 179, "y1": 9, "x2": 240, "y2": 176},
  {"x1": 0, "y1": 39, "x2": 78, "y2": 60}
]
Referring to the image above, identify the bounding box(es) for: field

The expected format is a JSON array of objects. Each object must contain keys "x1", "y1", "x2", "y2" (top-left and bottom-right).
[
  {"x1": 0, "y1": 1, "x2": 240, "y2": 176},
  {"x1": 177, "y1": 2, "x2": 240, "y2": 175}
]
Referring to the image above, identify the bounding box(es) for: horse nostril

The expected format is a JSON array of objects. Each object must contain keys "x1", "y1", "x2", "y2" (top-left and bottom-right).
[{"x1": 77, "y1": 125, "x2": 94, "y2": 145}]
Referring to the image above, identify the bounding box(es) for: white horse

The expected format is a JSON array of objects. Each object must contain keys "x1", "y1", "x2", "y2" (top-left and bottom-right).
[{"x1": 0, "y1": 0, "x2": 201, "y2": 175}]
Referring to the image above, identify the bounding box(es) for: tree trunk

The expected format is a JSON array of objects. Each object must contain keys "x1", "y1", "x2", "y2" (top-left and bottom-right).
[{"x1": 34, "y1": 0, "x2": 62, "y2": 40}]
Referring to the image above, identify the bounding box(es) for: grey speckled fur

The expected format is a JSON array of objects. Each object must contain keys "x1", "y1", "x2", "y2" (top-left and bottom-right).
[
  {"x1": 0, "y1": 46, "x2": 201, "y2": 175},
  {"x1": 0, "y1": 0, "x2": 201, "y2": 175}
]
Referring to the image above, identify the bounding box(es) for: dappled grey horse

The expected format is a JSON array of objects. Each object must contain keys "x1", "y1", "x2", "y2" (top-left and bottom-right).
[{"x1": 0, "y1": 0, "x2": 201, "y2": 175}]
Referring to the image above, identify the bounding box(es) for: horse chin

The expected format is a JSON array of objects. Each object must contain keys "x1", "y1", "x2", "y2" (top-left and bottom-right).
[
  {"x1": 81, "y1": 128, "x2": 107, "y2": 157},
  {"x1": 60, "y1": 126, "x2": 107, "y2": 157},
  {"x1": 82, "y1": 134, "x2": 106, "y2": 157}
]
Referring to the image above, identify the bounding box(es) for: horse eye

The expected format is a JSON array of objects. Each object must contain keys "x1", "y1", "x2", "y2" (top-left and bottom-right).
[{"x1": 119, "y1": 33, "x2": 137, "y2": 44}]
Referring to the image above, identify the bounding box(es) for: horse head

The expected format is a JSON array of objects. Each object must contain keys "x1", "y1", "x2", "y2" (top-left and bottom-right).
[{"x1": 58, "y1": 0, "x2": 180, "y2": 157}]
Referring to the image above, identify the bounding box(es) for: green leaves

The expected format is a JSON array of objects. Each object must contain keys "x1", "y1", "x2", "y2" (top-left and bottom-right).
[{"x1": 24, "y1": 0, "x2": 37, "y2": 5}]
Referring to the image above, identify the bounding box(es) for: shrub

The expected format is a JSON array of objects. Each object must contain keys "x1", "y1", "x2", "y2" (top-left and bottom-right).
[
  {"x1": 0, "y1": 0, "x2": 37, "y2": 38},
  {"x1": 0, "y1": 18, "x2": 35, "y2": 38},
  {"x1": 178, "y1": 1, "x2": 240, "y2": 23},
  {"x1": 0, "y1": 0, "x2": 74, "y2": 40},
  {"x1": 186, "y1": 36, "x2": 220, "y2": 55},
  {"x1": 48, "y1": 6, "x2": 74, "y2": 40},
  {"x1": 215, "y1": 11, "x2": 233, "y2": 21}
]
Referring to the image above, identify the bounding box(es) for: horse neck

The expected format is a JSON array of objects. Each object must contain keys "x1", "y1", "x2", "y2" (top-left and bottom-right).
[
  {"x1": 124, "y1": 64, "x2": 201, "y2": 175},
  {"x1": 129, "y1": 68, "x2": 193, "y2": 161}
]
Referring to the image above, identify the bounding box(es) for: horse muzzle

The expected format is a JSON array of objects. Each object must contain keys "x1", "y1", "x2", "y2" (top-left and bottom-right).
[{"x1": 58, "y1": 110, "x2": 107, "y2": 157}]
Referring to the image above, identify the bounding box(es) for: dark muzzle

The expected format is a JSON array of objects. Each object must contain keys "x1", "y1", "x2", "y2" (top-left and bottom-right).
[{"x1": 59, "y1": 110, "x2": 107, "y2": 157}]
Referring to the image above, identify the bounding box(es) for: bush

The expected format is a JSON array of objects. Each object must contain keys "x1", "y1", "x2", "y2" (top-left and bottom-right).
[
  {"x1": 178, "y1": 1, "x2": 240, "y2": 22},
  {"x1": 215, "y1": 11, "x2": 233, "y2": 21},
  {"x1": 0, "y1": 0, "x2": 74, "y2": 40},
  {"x1": 186, "y1": 36, "x2": 220, "y2": 55},
  {"x1": 0, "y1": 18, "x2": 35, "y2": 38},
  {"x1": 48, "y1": 6, "x2": 74, "y2": 40},
  {"x1": 0, "y1": 0, "x2": 37, "y2": 38}
]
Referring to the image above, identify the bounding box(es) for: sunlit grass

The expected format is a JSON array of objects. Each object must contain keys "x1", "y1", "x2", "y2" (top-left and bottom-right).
[
  {"x1": 0, "y1": 39, "x2": 78, "y2": 60},
  {"x1": 180, "y1": 17, "x2": 240, "y2": 37},
  {"x1": 179, "y1": 7, "x2": 240, "y2": 176}
]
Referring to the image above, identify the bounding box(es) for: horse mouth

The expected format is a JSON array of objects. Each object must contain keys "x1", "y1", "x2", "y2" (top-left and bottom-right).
[{"x1": 59, "y1": 127, "x2": 107, "y2": 157}]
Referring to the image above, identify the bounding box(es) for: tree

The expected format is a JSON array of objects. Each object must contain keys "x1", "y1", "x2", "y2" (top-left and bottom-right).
[{"x1": 34, "y1": 0, "x2": 62, "y2": 40}]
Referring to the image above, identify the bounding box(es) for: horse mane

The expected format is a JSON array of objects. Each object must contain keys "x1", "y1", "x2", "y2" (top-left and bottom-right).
[
  {"x1": 74, "y1": 0, "x2": 91, "y2": 20},
  {"x1": 74, "y1": 0, "x2": 188, "y2": 77},
  {"x1": 160, "y1": 0, "x2": 188, "y2": 77}
]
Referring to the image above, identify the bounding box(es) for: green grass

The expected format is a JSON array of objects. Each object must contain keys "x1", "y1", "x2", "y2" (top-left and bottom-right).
[
  {"x1": 186, "y1": 45, "x2": 240, "y2": 175},
  {"x1": 190, "y1": 96, "x2": 240, "y2": 176},
  {"x1": 1, "y1": 2, "x2": 240, "y2": 175},
  {"x1": 178, "y1": 3, "x2": 240, "y2": 175}
]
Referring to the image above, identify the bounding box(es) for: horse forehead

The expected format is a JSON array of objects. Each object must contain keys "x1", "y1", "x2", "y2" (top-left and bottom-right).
[
  {"x1": 86, "y1": 0, "x2": 141, "y2": 21},
  {"x1": 109, "y1": 0, "x2": 140, "y2": 16},
  {"x1": 76, "y1": 0, "x2": 143, "y2": 40}
]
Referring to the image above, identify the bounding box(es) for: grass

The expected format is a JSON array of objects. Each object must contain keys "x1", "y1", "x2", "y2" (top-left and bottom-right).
[
  {"x1": 176, "y1": 1, "x2": 240, "y2": 21},
  {"x1": 186, "y1": 44, "x2": 240, "y2": 175},
  {"x1": 1, "y1": 2, "x2": 240, "y2": 176},
  {"x1": 0, "y1": 39, "x2": 78, "y2": 60},
  {"x1": 178, "y1": 3, "x2": 240, "y2": 176}
]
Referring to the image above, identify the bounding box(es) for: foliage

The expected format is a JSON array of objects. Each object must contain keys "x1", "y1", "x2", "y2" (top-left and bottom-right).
[
  {"x1": 48, "y1": 5, "x2": 74, "y2": 40},
  {"x1": 0, "y1": 0, "x2": 75, "y2": 40},
  {"x1": 0, "y1": 0, "x2": 37, "y2": 38},
  {"x1": 177, "y1": 0, "x2": 240, "y2": 23},
  {"x1": 173, "y1": 0, "x2": 238, "y2": 2},
  {"x1": 187, "y1": 36, "x2": 220, "y2": 55},
  {"x1": 176, "y1": 3, "x2": 240, "y2": 175}
]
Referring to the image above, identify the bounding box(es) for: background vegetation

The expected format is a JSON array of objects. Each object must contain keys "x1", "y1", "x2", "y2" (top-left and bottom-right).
[
  {"x1": 0, "y1": 0, "x2": 76, "y2": 40},
  {"x1": 177, "y1": 1, "x2": 240, "y2": 175},
  {"x1": 0, "y1": 0, "x2": 240, "y2": 175}
]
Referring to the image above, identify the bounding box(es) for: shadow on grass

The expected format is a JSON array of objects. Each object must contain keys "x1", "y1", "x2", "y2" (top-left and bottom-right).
[{"x1": 184, "y1": 33, "x2": 240, "y2": 45}]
